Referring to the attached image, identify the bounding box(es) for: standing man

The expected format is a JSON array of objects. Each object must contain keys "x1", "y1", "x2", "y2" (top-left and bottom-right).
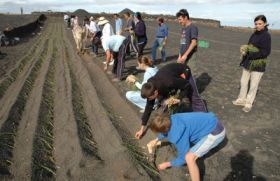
[
  {"x1": 124, "y1": 12, "x2": 138, "y2": 57},
  {"x1": 114, "y1": 14, "x2": 123, "y2": 35},
  {"x1": 176, "y1": 9, "x2": 198, "y2": 74},
  {"x1": 89, "y1": 16, "x2": 102, "y2": 56},
  {"x1": 134, "y1": 12, "x2": 147, "y2": 58},
  {"x1": 151, "y1": 17, "x2": 168, "y2": 63}
]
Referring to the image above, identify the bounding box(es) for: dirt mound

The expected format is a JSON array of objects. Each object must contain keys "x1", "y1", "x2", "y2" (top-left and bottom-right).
[
  {"x1": 0, "y1": 15, "x2": 38, "y2": 32},
  {"x1": 73, "y1": 9, "x2": 90, "y2": 17},
  {"x1": 119, "y1": 8, "x2": 134, "y2": 15}
]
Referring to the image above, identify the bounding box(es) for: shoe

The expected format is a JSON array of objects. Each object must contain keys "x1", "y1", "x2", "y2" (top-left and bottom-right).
[
  {"x1": 232, "y1": 99, "x2": 246, "y2": 106},
  {"x1": 112, "y1": 78, "x2": 120, "y2": 82},
  {"x1": 242, "y1": 106, "x2": 252, "y2": 113},
  {"x1": 139, "y1": 109, "x2": 144, "y2": 113},
  {"x1": 103, "y1": 60, "x2": 114, "y2": 65},
  {"x1": 91, "y1": 53, "x2": 97, "y2": 58},
  {"x1": 109, "y1": 60, "x2": 114, "y2": 66}
]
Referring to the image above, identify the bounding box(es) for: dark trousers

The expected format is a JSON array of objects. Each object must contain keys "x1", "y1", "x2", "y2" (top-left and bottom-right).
[
  {"x1": 112, "y1": 37, "x2": 130, "y2": 79},
  {"x1": 137, "y1": 41, "x2": 147, "y2": 58},
  {"x1": 126, "y1": 34, "x2": 138, "y2": 56},
  {"x1": 92, "y1": 31, "x2": 102, "y2": 55},
  {"x1": 189, "y1": 74, "x2": 207, "y2": 112}
]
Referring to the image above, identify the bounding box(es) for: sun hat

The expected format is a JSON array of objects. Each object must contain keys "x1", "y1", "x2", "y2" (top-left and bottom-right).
[{"x1": 98, "y1": 17, "x2": 109, "y2": 25}]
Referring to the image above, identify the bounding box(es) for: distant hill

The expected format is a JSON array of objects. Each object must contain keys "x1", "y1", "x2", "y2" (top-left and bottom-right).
[
  {"x1": 119, "y1": 8, "x2": 134, "y2": 15},
  {"x1": 73, "y1": 9, "x2": 90, "y2": 18}
]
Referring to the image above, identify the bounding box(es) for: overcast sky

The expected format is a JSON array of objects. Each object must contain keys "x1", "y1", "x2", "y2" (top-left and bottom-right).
[{"x1": 0, "y1": 0, "x2": 279, "y2": 29}]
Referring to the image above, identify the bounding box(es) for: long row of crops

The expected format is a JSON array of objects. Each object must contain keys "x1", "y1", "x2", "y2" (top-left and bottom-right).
[
  {"x1": 64, "y1": 42, "x2": 101, "y2": 159},
  {"x1": 104, "y1": 107, "x2": 160, "y2": 180},
  {"x1": 0, "y1": 38, "x2": 50, "y2": 175},
  {"x1": 31, "y1": 39, "x2": 57, "y2": 181},
  {"x1": 0, "y1": 26, "x2": 50, "y2": 100}
]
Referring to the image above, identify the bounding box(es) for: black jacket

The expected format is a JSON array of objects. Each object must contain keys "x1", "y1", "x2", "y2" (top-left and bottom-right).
[
  {"x1": 240, "y1": 28, "x2": 271, "y2": 72},
  {"x1": 141, "y1": 63, "x2": 192, "y2": 126}
]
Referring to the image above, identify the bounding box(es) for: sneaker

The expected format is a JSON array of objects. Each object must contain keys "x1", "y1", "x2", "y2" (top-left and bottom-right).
[
  {"x1": 232, "y1": 99, "x2": 246, "y2": 106},
  {"x1": 139, "y1": 109, "x2": 145, "y2": 113},
  {"x1": 242, "y1": 106, "x2": 252, "y2": 113},
  {"x1": 109, "y1": 60, "x2": 114, "y2": 66},
  {"x1": 112, "y1": 78, "x2": 120, "y2": 82},
  {"x1": 103, "y1": 60, "x2": 114, "y2": 66}
]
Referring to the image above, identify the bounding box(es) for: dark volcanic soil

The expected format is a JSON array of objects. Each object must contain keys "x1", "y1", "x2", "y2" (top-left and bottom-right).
[{"x1": 0, "y1": 15, "x2": 279, "y2": 181}]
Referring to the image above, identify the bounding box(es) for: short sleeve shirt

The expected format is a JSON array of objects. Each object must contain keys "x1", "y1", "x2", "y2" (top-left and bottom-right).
[
  {"x1": 103, "y1": 35, "x2": 126, "y2": 52},
  {"x1": 127, "y1": 18, "x2": 135, "y2": 30},
  {"x1": 115, "y1": 18, "x2": 123, "y2": 34},
  {"x1": 179, "y1": 24, "x2": 198, "y2": 55}
]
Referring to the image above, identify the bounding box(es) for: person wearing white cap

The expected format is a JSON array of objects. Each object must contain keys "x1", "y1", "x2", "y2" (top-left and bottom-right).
[
  {"x1": 98, "y1": 17, "x2": 114, "y2": 51},
  {"x1": 98, "y1": 17, "x2": 115, "y2": 64}
]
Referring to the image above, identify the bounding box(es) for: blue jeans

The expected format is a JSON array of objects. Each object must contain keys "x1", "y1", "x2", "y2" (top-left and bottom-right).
[
  {"x1": 92, "y1": 31, "x2": 102, "y2": 55},
  {"x1": 151, "y1": 38, "x2": 166, "y2": 61},
  {"x1": 126, "y1": 91, "x2": 146, "y2": 110}
]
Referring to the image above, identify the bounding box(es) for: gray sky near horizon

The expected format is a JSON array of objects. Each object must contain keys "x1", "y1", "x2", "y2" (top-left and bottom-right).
[{"x1": 0, "y1": 0, "x2": 279, "y2": 29}]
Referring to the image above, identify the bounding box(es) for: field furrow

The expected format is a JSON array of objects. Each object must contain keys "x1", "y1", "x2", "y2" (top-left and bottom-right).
[
  {"x1": 0, "y1": 24, "x2": 53, "y2": 125},
  {"x1": 9, "y1": 23, "x2": 58, "y2": 181},
  {"x1": 63, "y1": 28, "x2": 152, "y2": 180},
  {"x1": 53, "y1": 26, "x2": 86, "y2": 180},
  {"x1": 0, "y1": 31, "x2": 52, "y2": 177},
  {"x1": 31, "y1": 37, "x2": 56, "y2": 181}
]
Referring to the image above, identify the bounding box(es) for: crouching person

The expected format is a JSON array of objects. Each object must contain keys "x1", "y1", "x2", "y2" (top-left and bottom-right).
[
  {"x1": 103, "y1": 35, "x2": 130, "y2": 81},
  {"x1": 148, "y1": 112, "x2": 226, "y2": 181}
]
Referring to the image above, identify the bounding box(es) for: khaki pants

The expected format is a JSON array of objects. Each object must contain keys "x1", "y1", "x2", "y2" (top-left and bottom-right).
[{"x1": 238, "y1": 68, "x2": 264, "y2": 107}]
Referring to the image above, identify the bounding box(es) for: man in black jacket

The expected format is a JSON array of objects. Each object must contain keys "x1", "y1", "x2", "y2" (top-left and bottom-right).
[{"x1": 135, "y1": 63, "x2": 207, "y2": 139}]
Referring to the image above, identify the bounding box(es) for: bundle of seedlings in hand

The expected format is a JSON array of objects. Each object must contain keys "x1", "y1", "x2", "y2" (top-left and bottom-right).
[
  {"x1": 125, "y1": 75, "x2": 139, "y2": 91},
  {"x1": 146, "y1": 140, "x2": 161, "y2": 163},
  {"x1": 240, "y1": 44, "x2": 259, "y2": 59}
]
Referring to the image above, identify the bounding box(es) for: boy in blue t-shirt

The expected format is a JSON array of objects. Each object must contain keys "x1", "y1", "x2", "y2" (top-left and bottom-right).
[{"x1": 148, "y1": 112, "x2": 225, "y2": 181}]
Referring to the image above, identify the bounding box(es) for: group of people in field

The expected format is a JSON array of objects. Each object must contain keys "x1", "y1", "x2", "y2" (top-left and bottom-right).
[{"x1": 65, "y1": 9, "x2": 271, "y2": 181}]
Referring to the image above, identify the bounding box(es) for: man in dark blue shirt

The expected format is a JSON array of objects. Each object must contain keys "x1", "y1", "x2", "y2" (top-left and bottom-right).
[
  {"x1": 176, "y1": 9, "x2": 199, "y2": 74},
  {"x1": 151, "y1": 17, "x2": 168, "y2": 63},
  {"x1": 124, "y1": 12, "x2": 138, "y2": 57}
]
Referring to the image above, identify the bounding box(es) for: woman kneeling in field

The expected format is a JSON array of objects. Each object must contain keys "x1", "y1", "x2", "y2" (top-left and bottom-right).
[{"x1": 148, "y1": 112, "x2": 226, "y2": 181}]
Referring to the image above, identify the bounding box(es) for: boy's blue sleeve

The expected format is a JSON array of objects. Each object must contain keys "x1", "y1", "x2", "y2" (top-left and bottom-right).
[
  {"x1": 170, "y1": 143, "x2": 190, "y2": 167},
  {"x1": 157, "y1": 133, "x2": 167, "y2": 140}
]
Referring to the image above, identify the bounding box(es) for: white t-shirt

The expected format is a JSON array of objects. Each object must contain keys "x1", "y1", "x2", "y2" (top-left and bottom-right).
[
  {"x1": 101, "y1": 23, "x2": 115, "y2": 51},
  {"x1": 103, "y1": 35, "x2": 125, "y2": 52},
  {"x1": 89, "y1": 21, "x2": 100, "y2": 33}
]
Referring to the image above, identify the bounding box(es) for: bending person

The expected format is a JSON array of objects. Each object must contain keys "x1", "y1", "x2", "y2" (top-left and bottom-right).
[
  {"x1": 135, "y1": 63, "x2": 207, "y2": 139},
  {"x1": 126, "y1": 56, "x2": 158, "y2": 111},
  {"x1": 148, "y1": 112, "x2": 226, "y2": 181}
]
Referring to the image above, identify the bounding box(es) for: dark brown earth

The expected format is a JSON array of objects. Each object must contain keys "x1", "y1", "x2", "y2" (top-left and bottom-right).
[{"x1": 0, "y1": 15, "x2": 279, "y2": 180}]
